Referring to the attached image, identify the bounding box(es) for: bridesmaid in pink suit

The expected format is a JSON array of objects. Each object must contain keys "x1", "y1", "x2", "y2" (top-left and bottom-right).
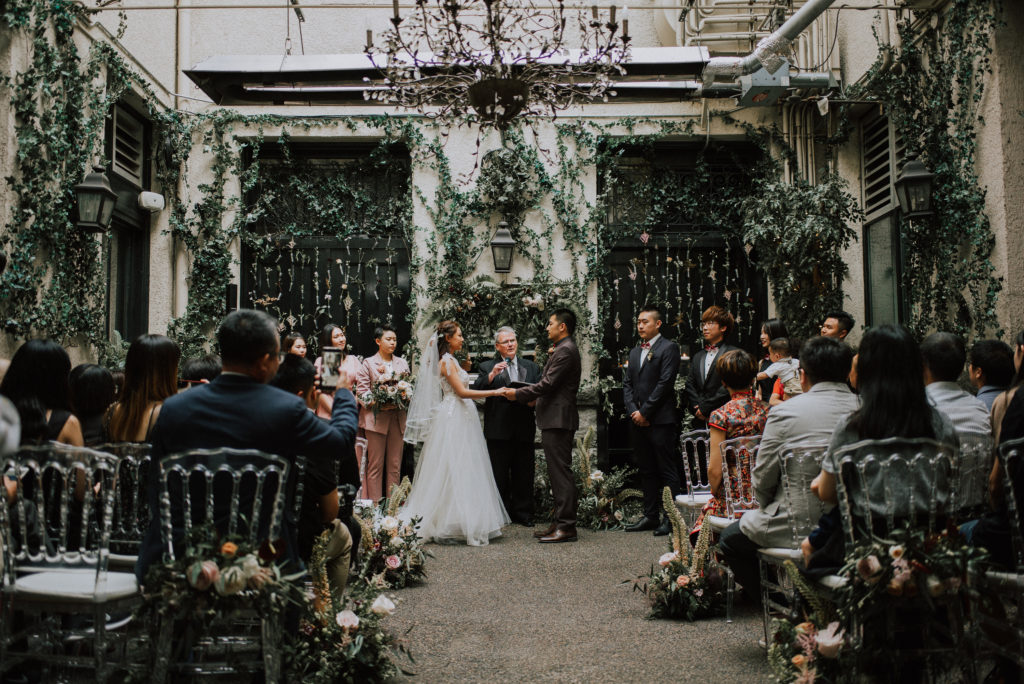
[
  {"x1": 314, "y1": 324, "x2": 362, "y2": 419},
  {"x1": 356, "y1": 325, "x2": 409, "y2": 501}
]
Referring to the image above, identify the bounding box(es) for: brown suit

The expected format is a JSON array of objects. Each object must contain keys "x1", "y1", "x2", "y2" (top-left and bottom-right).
[
  {"x1": 515, "y1": 337, "x2": 582, "y2": 530},
  {"x1": 355, "y1": 353, "x2": 410, "y2": 500}
]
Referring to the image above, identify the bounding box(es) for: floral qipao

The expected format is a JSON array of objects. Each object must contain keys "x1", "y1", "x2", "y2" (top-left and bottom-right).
[{"x1": 691, "y1": 391, "x2": 769, "y2": 537}]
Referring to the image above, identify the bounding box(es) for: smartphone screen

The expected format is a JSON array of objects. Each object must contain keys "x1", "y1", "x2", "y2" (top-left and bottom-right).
[{"x1": 321, "y1": 347, "x2": 342, "y2": 390}]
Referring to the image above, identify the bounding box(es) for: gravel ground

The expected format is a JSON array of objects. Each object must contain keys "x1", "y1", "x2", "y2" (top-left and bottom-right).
[{"x1": 388, "y1": 524, "x2": 771, "y2": 683}]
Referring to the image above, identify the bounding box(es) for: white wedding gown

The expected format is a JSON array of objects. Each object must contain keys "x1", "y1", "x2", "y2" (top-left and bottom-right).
[{"x1": 400, "y1": 354, "x2": 510, "y2": 546}]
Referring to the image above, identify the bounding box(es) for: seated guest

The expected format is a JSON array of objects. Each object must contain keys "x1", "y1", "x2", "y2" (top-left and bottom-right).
[
  {"x1": 820, "y1": 311, "x2": 854, "y2": 342},
  {"x1": 0, "y1": 339, "x2": 83, "y2": 447},
  {"x1": 270, "y1": 355, "x2": 353, "y2": 602},
  {"x1": 719, "y1": 337, "x2": 858, "y2": 600},
  {"x1": 282, "y1": 333, "x2": 307, "y2": 358},
  {"x1": 683, "y1": 306, "x2": 740, "y2": 429},
  {"x1": 921, "y1": 332, "x2": 991, "y2": 437},
  {"x1": 179, "y1": 353, "x2": 222, "y2": 389},
  {"x1": 135, "y1": 309, "x2": 359, "y2": 582},
  {"x1": 690, "y1": 350, "x2": 769, "y2": 541},
  {"x1": 105, "y1": 335, "x2": 181, "y2": 443},
  {"x1": 992, "y1": 331, "x2": 1024, "y2": 444},
  {"x1": 968, "y1": 340, "x2": 1014, "y2": 411},
  {"x1": 69, "y1": 364, "x2": 117, "y2": 446},
  {"x1": 803, "y1": 325, "x2": 958, "y2": 569}
]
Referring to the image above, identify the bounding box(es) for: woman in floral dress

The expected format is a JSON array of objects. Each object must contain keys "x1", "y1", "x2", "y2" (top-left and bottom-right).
[{"x1": 691, "y1": 349, "x2": 769, "y2": 541}]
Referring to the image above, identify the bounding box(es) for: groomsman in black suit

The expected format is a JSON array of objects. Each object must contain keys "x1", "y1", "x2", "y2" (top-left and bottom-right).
[
  {"x1": 472, "y1": 326, "x2": 542, "y2": 526},
  {"x1": 682, "y1": 305, "x2": 740, "y2": 429},
  {"x1": 622, "y1": 305, "x2": 682, "y2": 536}
]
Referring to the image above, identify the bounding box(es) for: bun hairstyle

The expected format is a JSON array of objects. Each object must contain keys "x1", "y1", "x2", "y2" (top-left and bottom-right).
[{"x1": 436, "y1": 320, "x2": 459, "y2": 358}]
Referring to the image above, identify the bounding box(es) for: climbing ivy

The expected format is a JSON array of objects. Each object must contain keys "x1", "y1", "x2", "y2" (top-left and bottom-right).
[{"x1": 859, "y1": 0, "x2": 1002, "y2": 339}]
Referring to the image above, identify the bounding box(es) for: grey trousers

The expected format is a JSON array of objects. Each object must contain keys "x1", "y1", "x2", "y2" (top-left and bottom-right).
[{"x1": 541, "y1": 428, "x2": 577, "y2": 530}]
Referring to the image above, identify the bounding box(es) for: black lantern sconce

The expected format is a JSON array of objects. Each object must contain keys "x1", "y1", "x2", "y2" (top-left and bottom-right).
[
  {"x1": 894, "y1": 156, "x2": 935, "y2": 220},
  {"x1": 490, "y1": 221, "x2": 515, "y2": 273},
  {"x1": 73, "y1": 165, "x2": 118, "y2": 232}
]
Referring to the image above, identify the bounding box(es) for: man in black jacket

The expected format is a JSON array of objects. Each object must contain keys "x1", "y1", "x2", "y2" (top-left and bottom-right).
[
  {"x1": 682, "y1": 305, "x2": 739, "y2": 429},
  {"x1": 472, "y1": 326, "x2": 542, "y2": 526},
  {"x1": 622, "y1": 305, "x2": 682, "y2": 535}
]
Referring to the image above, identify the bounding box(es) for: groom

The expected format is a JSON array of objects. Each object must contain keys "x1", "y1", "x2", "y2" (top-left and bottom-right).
[{"x1": 502, "y1": 308, "x2": 582, "y2": 543}]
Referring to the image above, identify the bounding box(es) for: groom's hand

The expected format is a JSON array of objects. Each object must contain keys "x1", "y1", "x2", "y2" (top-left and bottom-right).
[{"x1": 500, "y1": 387, "x2": 517, "y2": 401}]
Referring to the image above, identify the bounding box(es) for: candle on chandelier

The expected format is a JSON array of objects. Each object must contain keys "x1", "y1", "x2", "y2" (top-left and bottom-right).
[
  {"x1": 366, "y1": 29, "x2": 373, "y2": 48},
  {"x1": 609, "y1": 5, "x2": 616, "y2": 24},
  {"x1": 393, "y1": 0, "x2": 400, "y2": 20}
]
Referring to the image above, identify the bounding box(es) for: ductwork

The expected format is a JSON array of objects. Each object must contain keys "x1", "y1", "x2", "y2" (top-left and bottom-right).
[{"x1": 701, "y1": 0, "x2": 839, "y2": 86}]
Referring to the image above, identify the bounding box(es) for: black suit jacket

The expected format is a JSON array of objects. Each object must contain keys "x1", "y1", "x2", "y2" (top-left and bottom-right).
[
  {"x1": 515, "y1": 337, "x2": 581, "y2": 431},
  {"x1": 136, "y1": 374, "x2": 359, "y2": 579},
  {"x1": 472, "y1": 354, "x2": 542, "y2": 441},
  {"x1": 682, "y1": 344, "x2": 740, "y2": 420},
  {"x1": 622, "y1": 336, "x2": 681, "y2": 426}
]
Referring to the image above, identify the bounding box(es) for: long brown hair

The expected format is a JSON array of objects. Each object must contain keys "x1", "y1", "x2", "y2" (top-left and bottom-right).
[
  {"x1": 108, "y1": 334, "x2": 181, "y2": 441},
  {"x1": 435, "y1": 320, "x2": 459, "y2": 358}
]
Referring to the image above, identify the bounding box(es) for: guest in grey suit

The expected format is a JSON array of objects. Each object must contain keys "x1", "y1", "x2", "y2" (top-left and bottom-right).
[
  {"x1": 718, "y1": 336, "x2": 858, "y2": 601},
  {"x1": 921, "y1": 332, "x2": 991, "y2": 437}
]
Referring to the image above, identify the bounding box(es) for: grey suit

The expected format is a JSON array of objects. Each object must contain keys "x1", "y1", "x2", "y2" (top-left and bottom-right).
[{"x1": 738, "y1": 382, "x2": 860, "y2": 547}]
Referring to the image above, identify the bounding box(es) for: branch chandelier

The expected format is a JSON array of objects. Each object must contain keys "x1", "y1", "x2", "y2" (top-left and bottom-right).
[{"x1": 365, "y1": 0, "x2": 631, "y2": 130}]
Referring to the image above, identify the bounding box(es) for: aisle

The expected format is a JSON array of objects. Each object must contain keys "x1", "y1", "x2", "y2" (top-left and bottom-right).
[{"x1": 388, "y1": 524, "x2": 771, "y2": 683}]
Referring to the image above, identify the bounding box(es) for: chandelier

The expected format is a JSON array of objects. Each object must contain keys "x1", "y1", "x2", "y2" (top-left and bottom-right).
[{"x1": 365, "y1": 0, "x2": 631, "y2": 129}]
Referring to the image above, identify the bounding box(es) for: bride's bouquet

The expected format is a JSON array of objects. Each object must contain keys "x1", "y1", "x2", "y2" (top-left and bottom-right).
[{"x1": 360, "y1": 371, "x2": 414, "y2": 415}]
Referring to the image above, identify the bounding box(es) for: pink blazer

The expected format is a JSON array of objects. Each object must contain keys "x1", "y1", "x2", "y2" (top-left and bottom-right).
[{"x1": 355, "y1": 353, "x2": 410, "y2": 435}]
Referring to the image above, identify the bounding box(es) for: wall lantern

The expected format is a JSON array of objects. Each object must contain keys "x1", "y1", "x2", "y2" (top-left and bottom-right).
[
  {"x1": 73, "y1": 166, "x2": 117, "y2": 232},
  {"x1": 490, "y1": 221, "x2": 515, "y2": 273},
  {"x1": 894, "y1": 156, "x2": 935, "y2": 220}
]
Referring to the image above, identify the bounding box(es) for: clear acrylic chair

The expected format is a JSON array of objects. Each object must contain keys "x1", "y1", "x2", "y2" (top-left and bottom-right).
[
  {"x1": 98, "y1": 442, "x2": 153, "y2": 570},
  {"x1": 951, "y1": 431, "x2": 994, "y2": 523},
  {"x1": 705, "y1": 434, "x2": 761, "y2": 532},
  {"x1": 675, "y1": 429, "x2": 711, "y2": 526},
  {"x1": 833, "y1": 437, "x2": 968, "y2": 679},
  {"x1": 151, "y1": 448, "x2": 290, "y2": 683},
  {"x1": 0, "y1": 444, "x2": 141, "y2": 682},
  {"x1": 970, "y1": 437, "x2": 1024, "y2": 670},
  {"x1": 355, "y1": 435, "x2": 369, "y2": 499},
  {"x1": 757, "y1": 442, "x2": 829, "y2": 644}
]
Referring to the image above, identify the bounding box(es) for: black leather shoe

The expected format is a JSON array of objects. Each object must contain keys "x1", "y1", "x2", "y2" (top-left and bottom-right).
[
  {"x1": 653, "y1": 522, "x2": 671, "y2": 536},
  {"x1": 625, "y1": 517, "x2": 658, "y2": 532}
]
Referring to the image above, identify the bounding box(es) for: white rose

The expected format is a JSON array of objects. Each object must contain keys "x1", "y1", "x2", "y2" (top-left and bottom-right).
[
  {"x1": 614, "y1": 510, "x2": 624, "y2": 521},
  {"x1": 390, "y1": 535, "x2": 405, "y2": 548},
  {"x1": 370, "y1": 594, "x2": 396, "y2": 616},
  {"x1": 658, "y1": 551, "x2": 678, "y2": 567},
  {"x1": 590, "y1": 470, "x2": 604, "y2": 482},
  {"x1": 815, "y1": 621, "x2": 845, "y2": 659},
  {"x1": 214, "y1": 565, "x2": 247, "y2": 596},
  {"x1": 335, "y1": 609, "x2": 360, "y2": 632},
  {"x1": 240, "y1": 554, "x2": 261, "y2": 579},
  {"x1": 397, "y1": 380, "x2": 411, "y2": 391},
  {"x1": 381, "y1": 516, "x2": 400, "y2": 533}
]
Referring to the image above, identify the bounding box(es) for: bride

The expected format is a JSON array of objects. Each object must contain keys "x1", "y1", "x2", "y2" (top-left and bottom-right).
[{"x1": 401, "y1": 320, "x2": 511, "y2": 545}]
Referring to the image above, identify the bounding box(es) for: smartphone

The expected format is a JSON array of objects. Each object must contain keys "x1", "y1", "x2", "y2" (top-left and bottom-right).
[{"x1": 321, "y1": 347, "x2": 343, "y2": 390}]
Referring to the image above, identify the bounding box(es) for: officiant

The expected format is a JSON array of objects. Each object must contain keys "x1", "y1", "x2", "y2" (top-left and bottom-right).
[{"x1": 472, "y1": 326, "x2": 542, "y2": 526}]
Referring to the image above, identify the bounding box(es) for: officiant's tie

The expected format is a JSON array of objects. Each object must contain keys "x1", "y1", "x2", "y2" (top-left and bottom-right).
[{"x1": 507, "y1": 358, "x2": 518, "y2": 382}]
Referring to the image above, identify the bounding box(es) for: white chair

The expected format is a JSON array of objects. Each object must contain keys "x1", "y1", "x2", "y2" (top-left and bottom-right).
[
  {"x1": 151, "y1": 448, "x2": 291, "y2": 683},
  {"x1": 674, "y1": 429, "x2": 711, "y2": 526},
  {"x1": 0, "y1": 444, "x2": 141, "y2": 682}
]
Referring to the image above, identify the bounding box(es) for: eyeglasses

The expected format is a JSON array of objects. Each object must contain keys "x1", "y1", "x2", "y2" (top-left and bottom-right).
[{"x1": 498, "y1": 339, "x2": 517, "y2": 345}]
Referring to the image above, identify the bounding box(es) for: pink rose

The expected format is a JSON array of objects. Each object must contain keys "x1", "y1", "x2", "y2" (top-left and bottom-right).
[
  {"x1": 856, "y1": 555, "x2": 883, "y2": 583},
  {"x1": 676, "y1": 575, "x2": 689, "y2": 588},
  {"x1": 658, "y1": 551, "x2": 678, "y2": 567},
  {"x1": 385, "y1": 554, "x2": 402, "y2": 570},
  {"x1": 187, "y1": 560, "x2": 220, "y2": 591}
]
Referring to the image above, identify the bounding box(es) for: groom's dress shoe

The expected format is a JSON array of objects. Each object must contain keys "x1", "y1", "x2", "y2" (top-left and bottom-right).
[
  {"x1": 539, "y1": 528, "x2": 577, "y2": 543},
  {"x1": 625, "y1": 517, "x2": 658, "y2": 532},
  {"x1": 533, "y1": 524, "x2": 557, "y2": 539},
  {"x1": 653, "y1": 522, "x2": 671, "y2": 536}
]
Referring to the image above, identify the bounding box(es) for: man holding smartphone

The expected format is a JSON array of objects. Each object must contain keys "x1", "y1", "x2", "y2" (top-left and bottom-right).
[{"x1": 472, "y1": 326, "x2": 542, "y2": 526}]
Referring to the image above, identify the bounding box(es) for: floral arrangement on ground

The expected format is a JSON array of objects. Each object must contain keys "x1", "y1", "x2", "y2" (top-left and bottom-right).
[
  {"x1": 631, "y1": 487, "x2": 726, "y2": 620},
  {"x1": 532, "y1": 426, "x2": 644, "y2": 530},
  {"x1": 284, "y1": 531, "x2": 412, "y2": 683},
  {"x1": 356, "y1": 477, "x2": 430, "y2": 589}
]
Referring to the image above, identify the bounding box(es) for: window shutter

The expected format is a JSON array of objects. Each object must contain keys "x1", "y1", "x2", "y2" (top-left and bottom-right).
[{"x1": 111, "y1": 105, "x2": 145, "y2": 188}]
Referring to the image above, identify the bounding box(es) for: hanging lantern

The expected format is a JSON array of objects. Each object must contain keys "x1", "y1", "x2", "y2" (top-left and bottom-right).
[
  {"x1": 490, "y1": 221, "x2": 515, "y2": 273},
  {"x1": 894, "y1": 156, "x2": 935, "y2": 220},
  {"x1": 73, "y1": 166, "x2": 118, "y2": 232}
]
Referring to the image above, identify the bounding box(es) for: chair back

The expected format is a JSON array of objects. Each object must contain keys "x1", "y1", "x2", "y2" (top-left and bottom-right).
[
  {"x1": 157, "y1": 449, "x2": 290, "y2": 562},
  {"x1": 997, "y1": 436, "x2": 1024, "y2": 571},
  {"x1": 952, "y1": 432, "x2": 994, "y2": 523},
  {"x1": 720, "y1": 435, "x2": 761, "y2": 518},
  {"x1": 679, "y1": 430, "x2": 711, "y2": 501},
  {"x1": 834, "y1": 437, "x2": 955, "y2": 546},
  {"x1": 355, "y1": 436, "x2": 369, "y2": 498},
  {"x1": 98, "y1": 442, "x2": 153, "y2": 556},
  {"x1": 778, "y1": 442, "x2": 829, "y2": 546},
  {"x1": 0, "y1": 444, "x2": 119, "y2": 585}
]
